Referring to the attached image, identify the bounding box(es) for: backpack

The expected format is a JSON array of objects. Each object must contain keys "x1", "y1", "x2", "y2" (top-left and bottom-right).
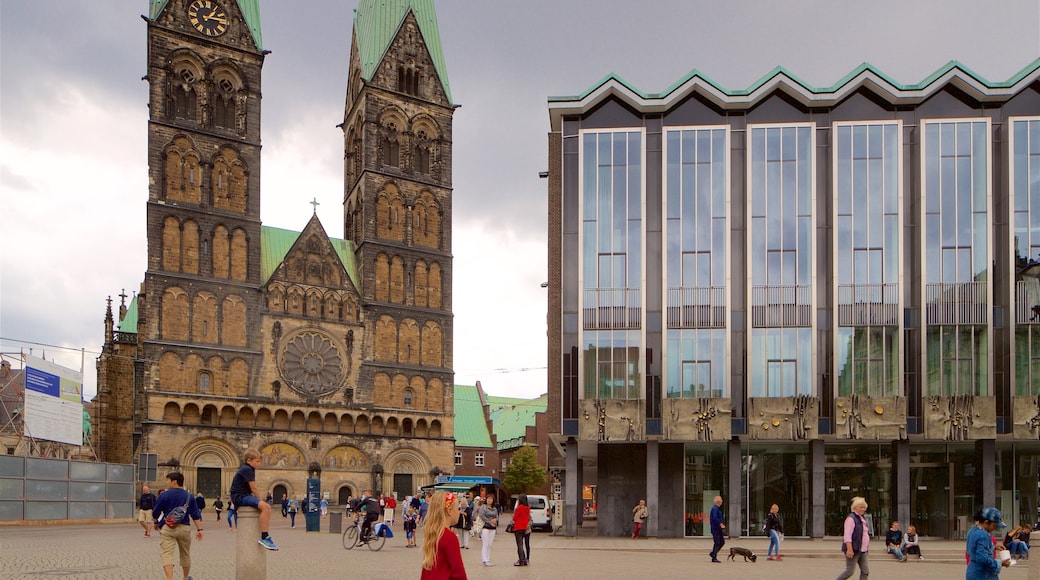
[{"x1": 164, "y1": 492, "x2": 192, "y2": 529}]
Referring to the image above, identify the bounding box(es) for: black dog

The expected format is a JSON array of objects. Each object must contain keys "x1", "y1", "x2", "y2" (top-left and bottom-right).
[{"x1": 727, "y1": 546, "x2": 757, "y2": 562}]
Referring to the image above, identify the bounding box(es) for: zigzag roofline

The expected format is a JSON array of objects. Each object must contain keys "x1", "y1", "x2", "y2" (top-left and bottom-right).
[{"x1": 548, "y1": 58, "x2": 1040, "y2": 128}]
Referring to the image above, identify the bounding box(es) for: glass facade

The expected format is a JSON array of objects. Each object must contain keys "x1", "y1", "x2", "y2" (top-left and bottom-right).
[
  {"x1": 742, "y1": 444, "x2": 808, "y2": 537},
  {"x1": 834, "y1": 122, "x2": 901, "y2": 396},
  {"x1": 748, "y1": 125, "x2": 814, "y2": 397},
  {"x1": 923, "y1": 119, "x2": 990, "y2": 396},
  {"x1": 683, "y1": 444, "x2": 728, "y2": 537},
  {"x1": 1013, "y1": 117, "x2": 1040, "y2": 394},
  {"x1": 825, "y1": 445, "x2": 891, "y2": 536},
  {"x1": 581, "y1": 130, "x2": 643, "y2": 400},
  {"x1": 664, "y1": 127, "x2": 728, "y2": 398}
]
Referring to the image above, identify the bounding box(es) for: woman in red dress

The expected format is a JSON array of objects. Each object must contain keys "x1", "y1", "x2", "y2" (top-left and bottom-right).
[{"x1": 421, "y1": 491, "x2": 468, "y2": 580}]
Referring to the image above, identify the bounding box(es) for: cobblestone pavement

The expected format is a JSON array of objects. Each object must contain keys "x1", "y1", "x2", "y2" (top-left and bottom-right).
[{"x1": 1, "y1": 515, "x2": 1037, "y2": 579}]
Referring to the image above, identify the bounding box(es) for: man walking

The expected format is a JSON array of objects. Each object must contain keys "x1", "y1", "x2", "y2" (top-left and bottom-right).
[
  {"x1": 139, "y1": 485, "x2": 157, "y2": 537},
  {"x1": 709, "y1": 495, "x2": 726, "y2": 563},
  {"x1": 152, "y1": 472, "x2": 203, "y2": 580}
]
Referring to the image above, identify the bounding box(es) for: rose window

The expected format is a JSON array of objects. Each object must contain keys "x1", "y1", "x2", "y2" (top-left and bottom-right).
[{"x1": 279, "y1": 331, "x2": 344, "y2": 396}]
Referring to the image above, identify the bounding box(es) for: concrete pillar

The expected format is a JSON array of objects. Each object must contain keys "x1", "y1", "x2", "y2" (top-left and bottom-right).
[
  {"x1": 892, "y1": 439, "x2": 910, "y2": 529},
  {"x1": 565, "y1": 438, "x2": 579, "y2": 537},
  {"x1": 975, "y1": 439, "x2": 996, "y2": 509},
  {"x1": 727, "y1": 439, "x2": 741, "y2": 537},
  {"x1": 1030, "y1": 530, "x2": 1040, "y2": 577},
  {"x1": 646, "y1": 440, "x2": 659, "y2": 537},
  {"x1": 235, "y1": 506, "x2": 266, "y2": 580},
  {"x1": 809, "y1": 439, "x2": 825, "y2": 538}
]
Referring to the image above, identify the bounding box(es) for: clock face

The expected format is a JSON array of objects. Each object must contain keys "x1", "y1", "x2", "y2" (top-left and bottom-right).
[{"x1": 187, "y1": 0, "x2": 229, "y2": 37}]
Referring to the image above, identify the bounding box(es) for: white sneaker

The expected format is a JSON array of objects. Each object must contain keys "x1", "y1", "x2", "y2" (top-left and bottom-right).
[{"x1": 484, "y1": 562, "x2": 494, "y2": 567}]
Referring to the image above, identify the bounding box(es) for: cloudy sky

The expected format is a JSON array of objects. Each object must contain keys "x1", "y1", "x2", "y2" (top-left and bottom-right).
[{"x1": 1, "y1": 0, "x2": 1037, "y2": 401}]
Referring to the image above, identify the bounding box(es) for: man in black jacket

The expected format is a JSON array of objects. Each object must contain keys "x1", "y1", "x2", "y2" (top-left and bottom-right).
[{"x1": 138, "y1": 485, "x2": 157, "y2": 537}]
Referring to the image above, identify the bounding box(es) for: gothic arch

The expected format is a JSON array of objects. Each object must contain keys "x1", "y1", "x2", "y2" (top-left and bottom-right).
[
  {"x1": 230, "y1": 228, "x2": 247, "y2": 281},
  {"x1": 181, "y1": 438, "x2": 240, "y2": 469},
  {"x1": 421, "y1": 321, "x2": 443, "y2": 367},
  {"x1": 163, "y1": 216, "x2": 182, "y2": 272},
  {"x1": 287, "y1": 286, "x2": 304, "y2": 315},
  {"x1": 163, "y1": 136, "x2": 202, "y2": 204},
  {"x1": 414, "y1": 191, "x2": 441, "y2": 249},
  {"x1": 211, "y1": 146, "x2": 247, "y2": 213},
  {"x1": 390, "y1": 256, "x2": 405, "y2": 303},
  {"x1": 267, "y1": 284, "x2": 286, "y2": 313},
  {"x1": 378, "y1": 108, "x2": 407, "y2": 168},
  {"x1": 429, "y1": 262, "x2": 443, "y2": 309},
  {"x1": 181, "y1": 219, "x2": 200, "y2": 275},
  {"x1": 375, "y1": 253, "x2": 390, "y2": 301},
  {"x1": 208, "y1": 62, "x2": 246, "y2": 133},
  {"x1": 191, "y1": 291, "x2": 218, "y2": 344},
  {"x1": 413, "y1": 259, "x2": 428, "y2": 307},
  {"x1": 222, "y1": 294, "x2": 247, "y2": 347},
  {"x1": 375, "y1": 315, "x2": 397, "y2": 362},
  {"x1": 384, "y1": 448, "x2": 431, "y2": 480},
  {"x1": 212, "y1": 224, "x2": 229, "y2": 277},
  {"x1": 376, "y1": 183, "x2": 405, "y2": 242},
  {"x1": 161, "y1": 287, "x2": 189, "y2": 341},
  {"x1": 166, "y1": 51, "x2": 204, "y2": 123},
  {"x1": 399, "y1": 318, "x2": 420, "y2": 364}
]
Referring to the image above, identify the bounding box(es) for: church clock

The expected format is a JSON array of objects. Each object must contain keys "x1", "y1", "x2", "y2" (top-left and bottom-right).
[{"x1": 187, "y1": 0, "x2": 229, "y2": 37}]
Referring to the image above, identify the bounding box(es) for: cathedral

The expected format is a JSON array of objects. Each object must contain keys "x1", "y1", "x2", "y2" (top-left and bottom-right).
[{"x1": 94, "y1": 0, "x2": 456, "y2": 504}]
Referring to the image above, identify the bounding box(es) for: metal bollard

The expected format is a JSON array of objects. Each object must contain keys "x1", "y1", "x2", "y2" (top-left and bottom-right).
[{"x1": 236, "y1": 506, "x2": 267, "y2": 580}]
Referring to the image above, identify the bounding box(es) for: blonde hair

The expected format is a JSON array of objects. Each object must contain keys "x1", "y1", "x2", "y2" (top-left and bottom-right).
[
  {"x1": 421, "y1": 491, "x2": 458, "y2": 571},
  {"x1": 243, "y1": 448, "x2": 261, "y2": 462},
  {"x1": 850, "y1": 496, "x2": 867, "y2": 510}
]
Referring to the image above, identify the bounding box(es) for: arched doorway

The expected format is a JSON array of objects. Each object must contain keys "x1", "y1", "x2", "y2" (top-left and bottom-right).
[
  {"x1": 272, "y1": 484, "x2": 288, "y2": 508},
  {"x1": 338, "y1": 485, "x2": 356, "y2": 506}
]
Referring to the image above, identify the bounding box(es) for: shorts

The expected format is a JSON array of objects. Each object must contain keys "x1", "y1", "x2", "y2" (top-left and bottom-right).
[
  {"x1": 159, "y1": 525, "x2": 192, "y2": 568},
  {"x1": 234, "y1": 495, "x2": 261, "y2": 509},
  {"x1": 139, "y1": 509, "x2": 152, "y2": 523}
]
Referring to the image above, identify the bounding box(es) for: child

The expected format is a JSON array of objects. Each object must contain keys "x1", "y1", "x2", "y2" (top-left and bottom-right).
[
  {"x1": 404, "y1": 506, "x2": 419, "y2": 547},
  {"x1": 904, "y1": 524, "x2": 922, "y2": 559},
  {"x1": 229, "y1": 448, "x2": 278, "y2": 550}
]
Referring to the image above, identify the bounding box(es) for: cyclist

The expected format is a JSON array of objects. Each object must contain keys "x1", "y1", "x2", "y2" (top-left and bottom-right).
[{"x1": 358, "y1": 489, "x2": 380, "y2": 543}]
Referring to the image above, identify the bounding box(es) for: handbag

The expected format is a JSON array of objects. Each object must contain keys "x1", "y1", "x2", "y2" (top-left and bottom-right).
[
  {"x1": 164, "y1": 493, "x2": 192, "y2": 529},
  {"x1": 506, "y1": 522, "x2": 515, "y2": 533},
  {"x1": 472, "y1": 516, "x2": 485, "y2": 533}
]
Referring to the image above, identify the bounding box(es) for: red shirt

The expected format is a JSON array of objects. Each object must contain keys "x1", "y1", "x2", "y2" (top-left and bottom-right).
[
  {"x1": 512, "y1": 504, "x2": 531, "y2": 531},
  {"x1": 420, "y1": 528, "x2": 467, "y2": 580}
]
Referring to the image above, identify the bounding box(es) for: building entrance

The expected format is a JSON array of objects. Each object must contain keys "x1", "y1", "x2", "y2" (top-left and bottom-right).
[
  {"x1": 911, "y1": 464, "x2": 952, "y2": 538},
  {"x1": 197, "y1": 467, "x2": 221, "y2": 500}
]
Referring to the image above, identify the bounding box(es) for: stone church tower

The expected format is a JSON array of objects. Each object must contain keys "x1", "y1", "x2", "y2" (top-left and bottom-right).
[{"x1": 94, "y1": 0, "x2": 455, "y2": 504}]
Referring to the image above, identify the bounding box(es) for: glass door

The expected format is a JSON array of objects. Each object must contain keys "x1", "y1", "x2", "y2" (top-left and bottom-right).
[{"x1": 911, "y1": 464, "x2": 952, "y2": 538}]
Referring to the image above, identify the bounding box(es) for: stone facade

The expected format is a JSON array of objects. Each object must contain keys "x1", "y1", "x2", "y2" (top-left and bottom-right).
[{"x1": 94, "y1": 0, "x2": 455, "y2": 505}]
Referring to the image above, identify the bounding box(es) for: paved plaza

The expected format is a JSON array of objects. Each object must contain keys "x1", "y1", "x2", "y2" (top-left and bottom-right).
[{"x1": 2, "y1": 514, "x2": 1039, "y2": 579}]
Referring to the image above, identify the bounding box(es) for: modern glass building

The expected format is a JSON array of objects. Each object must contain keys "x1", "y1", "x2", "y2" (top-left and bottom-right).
[{"x1": 546, "y1": 60, "x2": 1040, "y2": 538}]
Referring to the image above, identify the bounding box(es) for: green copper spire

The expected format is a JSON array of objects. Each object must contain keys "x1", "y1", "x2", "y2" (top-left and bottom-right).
[
  {"x1": 353, "y1": 0, "x2": 452, "y2": 103},
  {"x1": 149, "y1": 0, "x2": 264, "y2": 51}
]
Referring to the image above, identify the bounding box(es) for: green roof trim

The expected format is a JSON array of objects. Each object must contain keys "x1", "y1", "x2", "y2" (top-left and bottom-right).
[
  {"x1": 489, "y1": 394, "x2": 547, "y2": 450},
  {"x1": 149, "y1": 0, "x2": 264, "y2": 51},
  {"x1": 354, "y1": 0, "x2": 452, "y2": 103},
  {"x1": 549, "y1": 57, "x2": 1040, "y2": 106},
  {"x1": 118, "y1": 295, "x2": 139, "y2": 333},
  {"x1": 453, "y1": 385, "x2": 494, "y2": 448},
  {"x1": 259, "y1": 225, "x2": 359, "y2": 288}
]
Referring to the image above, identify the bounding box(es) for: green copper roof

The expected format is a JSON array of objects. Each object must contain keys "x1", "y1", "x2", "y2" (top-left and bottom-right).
[
  {"x1": 453, "y1": 385, "x2": 494, "y2": 448},
  {"x1": 489, "y1": 394, "x2": 547, "y2": 450},
  {"x1": 354, "y1": 0, "x2": 452, "y2": 103},
  {"x1": 260, "y1": 225, "x2": 359, "y2": 288},
  {"x1": 149, "y1": 0, "x2": 264, "y2": 51},
  {"x1": 548, "y1": 58, "x2": 1040, "y2": 126},
  {"x1": 118, "y1": 295, "x2": 139, "y2": 333}
]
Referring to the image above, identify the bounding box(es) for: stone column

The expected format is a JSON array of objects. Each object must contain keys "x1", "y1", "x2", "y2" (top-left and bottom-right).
[
  {"x1": 646, "y1": 440, "x2": 659, "y2": 537},
  {"x1": 892, "y1": 439, "x2": 910, "y2": 528},
  {"x1": 727, "y1": 439, "x2": 741, "y2": 538},
  {"x1": 974, "y1": 439, "x2": 996, "y2": 509},
  {"x1": 809, "y1": 439, "x2": 825, "y2": 538},
  {"x1": 565, "y1": 438, "x2": 580, "y2": 537},
  {"x1": 235, "y1": 506, "x2": 266, "y2": 580}
]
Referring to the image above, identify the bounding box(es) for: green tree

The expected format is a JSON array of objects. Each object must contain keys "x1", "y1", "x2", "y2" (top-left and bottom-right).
[{"x1": 502, "y1": 446, "x2": 546, "y2": 494}]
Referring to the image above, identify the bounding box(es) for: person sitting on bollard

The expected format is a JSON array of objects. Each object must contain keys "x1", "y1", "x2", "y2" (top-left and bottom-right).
[{"x1": 229, "y1": 448, "x2": 279, "y2": 551}]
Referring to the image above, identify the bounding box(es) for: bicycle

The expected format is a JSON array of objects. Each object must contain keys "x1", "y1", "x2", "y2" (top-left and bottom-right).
[{"x1": 342, "y1": 511, "x2": 386, "y2": 551}]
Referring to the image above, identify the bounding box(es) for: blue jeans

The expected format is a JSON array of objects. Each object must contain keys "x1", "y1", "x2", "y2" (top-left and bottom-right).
[
  {"x1": 768, "y1": 530, "x2": 780, "y2": 556},
  {"x1": 1012, "y1": 541, "x2": 1030, "y2": 558},
  {"x1": 888, "y1": 545, "x2": 904, "y2": 560},
  {"x1": 226, "y1": 508, "x2": 237, "y2": 528}
]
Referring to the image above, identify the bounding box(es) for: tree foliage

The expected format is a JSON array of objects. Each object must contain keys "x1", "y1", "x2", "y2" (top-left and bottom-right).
[{"x1": 502, "y1": 446, "x2": 546, "y2": 494}]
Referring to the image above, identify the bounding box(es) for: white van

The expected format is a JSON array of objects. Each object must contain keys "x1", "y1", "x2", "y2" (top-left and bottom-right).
[{"x1": 513, "y1": 495, "x2": 552, "y2": 532}]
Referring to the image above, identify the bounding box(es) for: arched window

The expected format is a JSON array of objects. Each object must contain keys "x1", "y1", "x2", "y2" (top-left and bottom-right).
[
  {"x1": 381, "y1": 122, "x2": 400, "y2": 167},
  {"x1": 404, "y1": 388, "x2": 414, "y2": 407},
  {"x1": 198, "y1": 371, "x2": 212, "y2": 392}
]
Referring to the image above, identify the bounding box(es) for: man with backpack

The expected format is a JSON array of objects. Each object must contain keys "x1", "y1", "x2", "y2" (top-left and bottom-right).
[{"x1": 151, "y1": 472, "x2": 203, "y2": 580}]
